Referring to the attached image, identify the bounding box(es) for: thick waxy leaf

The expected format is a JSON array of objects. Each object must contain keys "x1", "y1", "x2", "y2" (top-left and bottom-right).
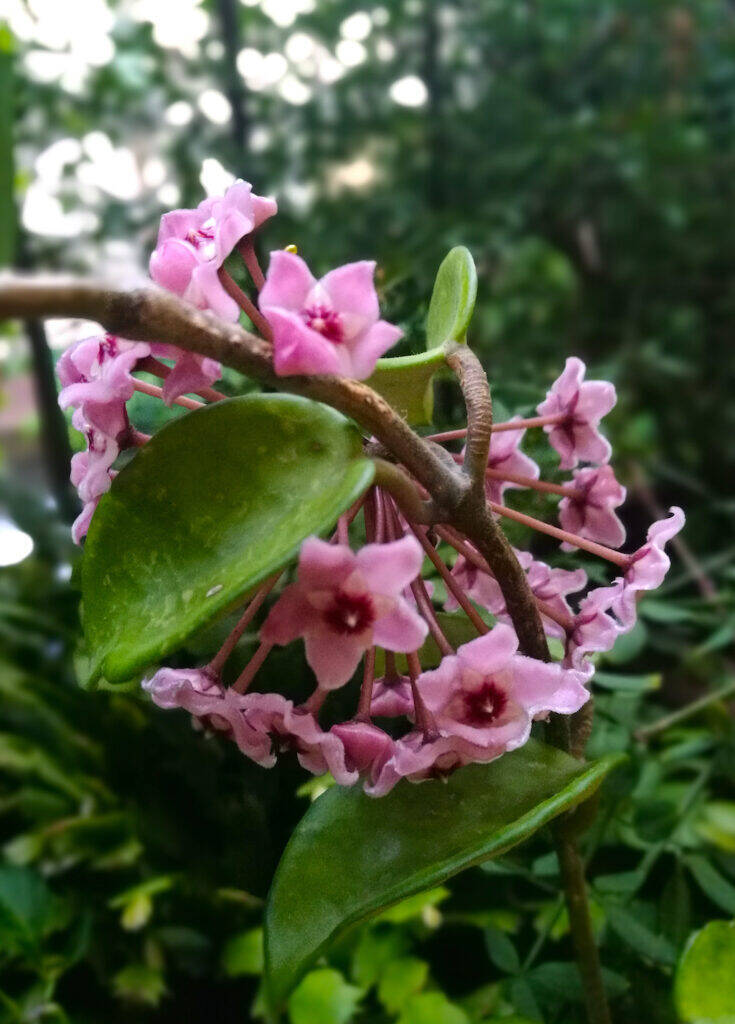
[
  {"x1": 674, "y1": 919, "x2": 735, "y2": 1022},
  {"x1": 365, "y1": 347, "x2": 446, "y2": 425},
  {"x1": 82, "y1": 395, "x2": 374, "y2": 685},
  {"x1": 425, "y1": 246, "x2": 478, "y2": 349},
  {"x1": 264, "y1": 741, "x2": 623, "y2": 1009}
]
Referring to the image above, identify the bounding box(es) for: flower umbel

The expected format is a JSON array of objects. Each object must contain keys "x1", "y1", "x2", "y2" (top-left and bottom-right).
[{"x1": 46, "y1": 177, "x2": 685, "y2": 797}]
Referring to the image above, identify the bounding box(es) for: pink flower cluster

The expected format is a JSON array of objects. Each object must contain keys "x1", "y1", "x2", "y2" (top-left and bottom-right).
[
  {"x1": 59, "y1": 180, "x2": 407, "y2": 540},
  {"x1": 52, "y1": 179, "x2": 685, "y2": 795},
  {"x1": 142, "y1": 346, "x2": 684, "y2": 796}
]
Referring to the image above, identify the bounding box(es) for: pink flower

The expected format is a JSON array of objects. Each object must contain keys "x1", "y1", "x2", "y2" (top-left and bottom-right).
[
  {"x1": 370, "y1": 674, "x2": 415, "y2": 718},
  {"x1": 331, "y1": 721, "x2": 396, "y2": 788},
  {"x1": 564, "y1": 580, "x2": 625, "y2": 679},
  {"x1": 417, "y1": 623, "x2": 589, "y2": 753},
  {"x1": 150, "y1": 180, "x2": 276, "y2": 321},
  {"x1": 262, "y1": 536, "x2": 428, "y2": 689},
  {"x1": 259, "y1": 251, "x2": 402, "y2": 379},
  {"x1": 366, "y1": 732, "x2": 478, "y2": 797},
  {"x1": 149, "y1": 344, "x2": 221, "y2": 405},
  {"x1": 142, "y1": 667, "x2": 276, "y2": 766},
  {"x1": 522, "y1": 556, "x2": 587, "y2": 639},
  {"x1": 58, "y1": 334, "x2": 149, "y2": 439},
  {"x1": 242, "y1": 692, "x2": 357, "y2": 783},
  {"x1": 559, "y1": 466, "x2": 626, "y2": 549},
  {"x1": 445, "y1": 555, "x2": 505, "y2": 617},
  {"x1": 70, "y1": 431, "x2": 118, "y2": 505},
  {"x1": 612, "y1": 507, "x2": 685, "y2": 630},
  {"x1": 68, "y1": 425, "x2": 119, "y2": 543},
  {"x1": 446, "y1": 550, "x2": 585, "y2": 639},
  {"x1": 474, "y1": 418, "x2": 539, "y2": 503},
  {"x1": 537, "y1": 357, "x2": 616, "y2": 470}
]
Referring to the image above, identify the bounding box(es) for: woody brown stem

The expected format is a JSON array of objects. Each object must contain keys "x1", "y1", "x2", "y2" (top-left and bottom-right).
[{"x1": 445, "y1": 343, "x2": 491, "y2": 495}]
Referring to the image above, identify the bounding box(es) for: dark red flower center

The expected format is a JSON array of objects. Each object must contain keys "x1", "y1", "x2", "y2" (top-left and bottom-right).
[
  {"x1": 322, "y1": 589, "x2": 375, "y2": 635},
  {"x1": 463, "y1": 679, "x2": 508, "y2": 726},
  {"x1": 302, "y1": 304, "x2": 344, "y2": 344},
  {"x1": 186, "y1": 226, "x2": 215, "y2": 249}
]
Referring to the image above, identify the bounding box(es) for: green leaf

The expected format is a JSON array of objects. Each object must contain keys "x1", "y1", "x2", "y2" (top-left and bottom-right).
[
  {"x1": 605, "y1": 904, "x2": 677, "y2": 965},
  {"x1": 82, "y1": 395, "x2": 374, "y2": 685},
  {"x1": 288, "y1": 969, "x2": 362, "y2": 1024},
  {"x1": 425, "y1": 246, "x2": 477, "y2": 349},
  {"x1": 484, "y1": 925, "x2": 520, "y2": 974},
  {"x1": 397, "y1": 992, "x2": 469, "y2": 1024},
  {"x1": 377, "y1": 957, "x2": 428, "y2": 1013},
  {"x1": 264, "y1": 741, "x2": 623, "y2": 1008},
  {"x1": 0, "y1": 866, "x2": 67, "y2": 957},
  {"x1": 686, "y1": 856, "x2": 735, "y2": 915},
  {"x1": 697, "y1": 802, "x2": 735, "y2": 853},
  {"x1": 351, "y1": 928, "x2": 409, "y2": 988},
  {"x1": 221, "y1": 927, "x2": 264, "y2": 977},
  {"x1": 376, "y1": 887, "x2": 449, "y2": 924},
  {"x1": 365, "y1": 348, "x2": 446, "y2": 425},
  {"x1": 674, "y1": 920, "x2": 735, "y2": 1023},
  {"x1": 112, "y1": 964, "x2": 168, "y2": 1007}
]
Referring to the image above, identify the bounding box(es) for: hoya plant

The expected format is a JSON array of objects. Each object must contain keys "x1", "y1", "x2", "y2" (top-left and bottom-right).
[{"x1": 0, "y1": 180, "x2": 685, "y2": 1024}]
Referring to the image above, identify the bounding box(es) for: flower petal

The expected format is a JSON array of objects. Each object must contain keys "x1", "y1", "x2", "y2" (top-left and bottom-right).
[
  {"x1": 372, "y1": 597, "x2": 428, "y2": 652},
  {"x1": 457, "y1": 623, "x2": 518, "y2": 675},
  {"x1": 356, "y1": 535, "x2": 424, "y2": 595},
  {"x1": 319, "y1": 260, "x2": 379, "y2": 321},
  {"x1": 260, "y1": 250, "x2": 315, "y2": 312}
]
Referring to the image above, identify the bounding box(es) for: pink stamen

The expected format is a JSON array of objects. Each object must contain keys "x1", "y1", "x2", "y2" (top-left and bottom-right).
[
  {"x1": 207, "y1": 572, "x2": 282, "y2": 676},
  {"x1": 132, "y1": 378, "x2": 204, "y2": 411},
  {"x1": 451, "y1": 455, "x2": 584, "y2": 499},
  {"x1": 356, "y1": 647, "x2": 376, "y2": 721},
  {"x1": 329, "y1": 493, "x2": 367, "y2": 544},
  {"x1": 217, "y1": 267, "x2": 273, "y2": 340},
  {"x1": 488, "y1": 500, "x2": 630, "y2": 568},
  {"x1": 426, "y1": 413, "x2": 567, "y2": 444},
  {"x1": 237, "y1": 237, "x2": 266, "y2": 291},
  {"x1": 303, "y1": 688, "x2": 327, "y2": 714},
  {"x1": 406, "y1": 650, "x2": 436, "y2": 737},
  {"x1": 382, "y1": 493, "x2": 454, "y2": 657},
  {"x1": 407, "y1": 523, "x2": 490, "y2": 636},
  {"x1": 232, "y1": 639, "x2": 273, "y2": 693}
]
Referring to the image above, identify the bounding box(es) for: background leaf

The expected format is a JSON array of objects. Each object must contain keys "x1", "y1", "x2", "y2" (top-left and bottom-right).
[
  {"x1": 287, "y1": 969, "x2": 362, "y2": 1024},
  {"x1": 674, "y1": 920, "x2": 735, "y2": 1023}
]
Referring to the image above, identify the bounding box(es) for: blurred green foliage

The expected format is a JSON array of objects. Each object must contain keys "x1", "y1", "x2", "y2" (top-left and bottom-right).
[{"x1": 3, "y1": 0, "x2": 735, "y2": 1021}]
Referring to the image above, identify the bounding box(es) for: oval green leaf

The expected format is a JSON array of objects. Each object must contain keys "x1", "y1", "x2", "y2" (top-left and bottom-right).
[
  {"x1": 425, "y1": 246, "x2": 478, "y2": 350},
  {"x1": 264, "y1": 741, "x2": 623, "y2": 1009},
  {"x1": 82, "y1": 395, "x2": 374, "y2": 685},
  {"x1": 365, "y1": 348, "x2": 446, "y2": 425},
  {"x1": 674, "y1": 919, "x2": 735, "y2": 1023}
]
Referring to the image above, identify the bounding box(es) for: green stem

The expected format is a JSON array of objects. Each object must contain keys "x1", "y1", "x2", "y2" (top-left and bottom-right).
[
  {"x1": 554, "y1": 826, "x2": 611, "y2": 1024},
  {"x1": 635, "y1": 676, "x2": 735, "y2": 742}
]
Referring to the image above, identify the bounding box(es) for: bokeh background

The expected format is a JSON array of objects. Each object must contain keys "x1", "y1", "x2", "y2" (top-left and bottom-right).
[{"x1": 1, "y1": 2, "x2": 735, "y2": 1022}]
